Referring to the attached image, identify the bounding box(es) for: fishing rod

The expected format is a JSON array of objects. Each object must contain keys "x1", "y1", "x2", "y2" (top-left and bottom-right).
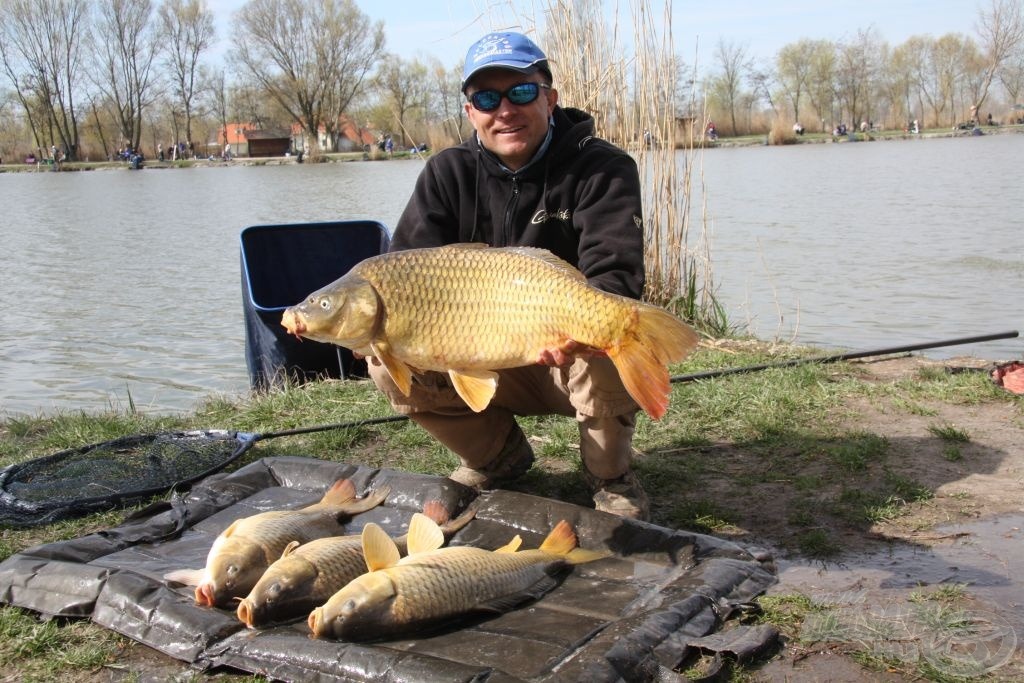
[{"x1": 670, "y1": 330, "x2": 1020, "y2": 384}]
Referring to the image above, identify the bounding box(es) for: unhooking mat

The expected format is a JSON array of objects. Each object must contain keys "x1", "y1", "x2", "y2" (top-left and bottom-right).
[{"x1": 0, "y1": 456, "x2": 778, "y2": 682}]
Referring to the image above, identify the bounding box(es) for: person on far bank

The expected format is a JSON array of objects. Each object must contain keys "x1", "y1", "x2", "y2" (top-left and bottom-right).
[{"x1": 365, "y1": 31, "x2": 651, "y2": 520}]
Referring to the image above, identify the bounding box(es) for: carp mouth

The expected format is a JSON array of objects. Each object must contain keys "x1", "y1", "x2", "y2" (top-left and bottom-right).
[{"x1": 281, "y1": 310, "x2": 307, "y2": 339}]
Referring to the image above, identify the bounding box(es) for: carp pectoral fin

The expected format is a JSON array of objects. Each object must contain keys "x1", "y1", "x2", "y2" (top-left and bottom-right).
[
  {"x1": 448, "y1": 369, "x2": 499, "y2": 412},
  {"x1": 405, "y1": 513, "x2": 446, "y2": 555},
  {"x1": 164, "y1": 568, "x2": 205, "y2": 586},
  {"x1": 494, "y1": 534, "x2": 523, "y2": 554},
  {"x1": 371, "y1": 343, "x2": 414, "y2": 396},
  {"x1": 362, "y1": 522, "x2": 401, "y2": 571}
]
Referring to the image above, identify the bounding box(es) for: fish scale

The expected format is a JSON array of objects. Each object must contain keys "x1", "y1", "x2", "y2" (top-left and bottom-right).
[
  {"x1": 165, "y1": 480, "x2": 388, "y2": 609},
  {"x1": 387, "y1": 547, "x2": 558, "y2": 621},
  {"x1": 370, "y1": 248, "x2": 622, "y2": 366},
  {"x1": 281, "y1": 244, "x2": 699, "y2": 419},
  {"x1": 307, "y1": 518, "x2": 606, "y2": 641}
]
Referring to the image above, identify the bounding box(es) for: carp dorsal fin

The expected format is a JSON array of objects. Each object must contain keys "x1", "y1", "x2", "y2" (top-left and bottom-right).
[
  {"x1": 362, "y1": 523, "x2": 401, "y2": 571},
  {"x1": 405, "y1": 513, "x2": 446, "y2": 555},
  {"x1": 444, "y1": 242, "x2": 488, "y2": 250},
  {"x1": 371, "y1": 341, "x2": 414, "y2": 396},
  {"x1": 449, "y1": 369, "x2": 498, "y2": 412},
  {"x1": 221, "y1": 518, "x2": 242, "y2": 538},
  {"x1": 494, "y1": 535, "x2": 523, "y2": 553},
  {"x1": 506, "y1": 247, "x2": 587, "y2": 282},
  {"x1": 538, "y1": 520, "x2": 577, "y2": 556},
  {"x1": 280, "y1": 540, "x2": 302, "y2": 558}
]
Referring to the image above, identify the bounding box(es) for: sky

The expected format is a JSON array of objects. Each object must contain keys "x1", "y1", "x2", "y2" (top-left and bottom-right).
[{"x1": 205, "y1": 0, "x2": 980, "y2": 73}]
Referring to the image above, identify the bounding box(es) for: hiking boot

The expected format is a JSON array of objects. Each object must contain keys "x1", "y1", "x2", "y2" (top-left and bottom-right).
[
  {"x1": 585, "y1": 469, "x2": 650, "y2": 521},
  {"x1": 448, "y1": 425, "x2": 535, "y2": 490}
]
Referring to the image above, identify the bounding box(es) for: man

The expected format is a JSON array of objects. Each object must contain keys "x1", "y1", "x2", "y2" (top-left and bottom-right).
[{"x1": 367, "y1": 31, "x2": 649, "y2": 519}]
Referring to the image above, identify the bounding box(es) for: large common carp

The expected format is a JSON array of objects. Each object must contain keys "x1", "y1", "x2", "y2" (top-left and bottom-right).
[
  {"x1": 280, "y1": 244, "x2": 699, "y2": 420},
  {"x1": 307, "y1": 517, "x2": 606, "y2": 641},
  {"x1": 164, "y1": 479, "x2": 389, "y2": 608},
  {"x1": 236, "y1": 501, "x2": 475, "y2": 628}
]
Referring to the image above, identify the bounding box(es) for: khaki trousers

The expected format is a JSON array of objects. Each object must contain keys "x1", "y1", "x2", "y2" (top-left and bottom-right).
[{"x1": 367, "y1": 356, "x2": 638, "y2": 480}]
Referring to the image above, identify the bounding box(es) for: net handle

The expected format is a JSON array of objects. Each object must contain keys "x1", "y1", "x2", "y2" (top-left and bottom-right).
[{"x1": 246, "y1": 414, "x2": 409, "y2": 443}]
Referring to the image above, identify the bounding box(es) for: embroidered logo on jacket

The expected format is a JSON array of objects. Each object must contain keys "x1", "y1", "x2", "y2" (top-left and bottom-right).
[{"x1": 531, "y1": 209, "x2": 572, "y2": 224}]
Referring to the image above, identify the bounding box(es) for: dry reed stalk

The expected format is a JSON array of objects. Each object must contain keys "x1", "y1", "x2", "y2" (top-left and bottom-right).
[{"x1": 503, "y1": 1, "x2": 720, "y2": 329}]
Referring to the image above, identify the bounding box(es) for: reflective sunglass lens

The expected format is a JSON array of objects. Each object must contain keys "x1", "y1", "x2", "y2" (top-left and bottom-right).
[
  {"x1": 472, "y1": 91, "x2": 501, "y2": 111},
  {"x1": 471, "y1": 83, "x2": 543, "y2": 111}
]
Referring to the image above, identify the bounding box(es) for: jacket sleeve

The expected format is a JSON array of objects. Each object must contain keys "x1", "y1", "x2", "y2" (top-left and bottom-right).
[{"x1": 572, "y1": 147, "x2": 646, "y2": 300}]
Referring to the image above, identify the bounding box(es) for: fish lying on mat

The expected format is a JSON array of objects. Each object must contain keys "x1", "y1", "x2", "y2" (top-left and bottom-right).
[
  {"x1": 308, "y1": 517, "x2": 607, "y2": 641},
  {"x1": 236, "y1": 500, "x2": 476, "y2": 628},
  {"x1": 280, "y1": 243, "x2": 699, "y2": 420},
  {"x1": 164, "y1": 479, "x2": 389, "y2": 608}
]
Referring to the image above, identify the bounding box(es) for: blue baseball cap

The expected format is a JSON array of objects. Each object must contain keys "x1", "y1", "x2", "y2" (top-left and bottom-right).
[{"x1": 461, "y1": 32, "x2": 552, "y2": 92}]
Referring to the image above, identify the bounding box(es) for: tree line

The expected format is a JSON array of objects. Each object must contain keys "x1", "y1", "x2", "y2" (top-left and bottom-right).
[
  {"x1": 704, "y1": 0, "x2": 1024, "y2": 136},
  {"x1": 2, "y1": 0, "x2": 1022, "y2": 164}
]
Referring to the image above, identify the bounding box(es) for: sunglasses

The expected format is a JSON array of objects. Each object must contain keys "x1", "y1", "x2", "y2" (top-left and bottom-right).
[{"x1": 468, "y1": 82, "x2": 551, "y2": 112}]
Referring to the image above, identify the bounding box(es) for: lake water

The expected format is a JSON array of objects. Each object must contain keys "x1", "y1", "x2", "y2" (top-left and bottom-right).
[{"x1": 1, "y1": 134, "x2": 1021, "y2": 417}]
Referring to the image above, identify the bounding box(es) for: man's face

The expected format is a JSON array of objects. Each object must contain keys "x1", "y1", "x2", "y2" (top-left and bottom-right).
[{"x1": 464, "y1": 69, "x2": 558, "y2": 171}]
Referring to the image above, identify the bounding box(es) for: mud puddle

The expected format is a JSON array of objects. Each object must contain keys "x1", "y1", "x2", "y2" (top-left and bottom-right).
[{"x1": 765, "y1": 514, "x2": 1023, "y2": 678}]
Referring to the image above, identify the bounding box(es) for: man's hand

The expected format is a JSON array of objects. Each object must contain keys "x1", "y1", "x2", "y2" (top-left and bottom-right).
[{"x1": 536, "y1": 340, "x2": 607, "y2": 367}]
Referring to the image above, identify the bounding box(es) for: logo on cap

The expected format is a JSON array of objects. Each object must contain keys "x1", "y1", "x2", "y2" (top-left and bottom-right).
[{"x1": 471, "y1": 34, "x2": 513, "y2": 64}]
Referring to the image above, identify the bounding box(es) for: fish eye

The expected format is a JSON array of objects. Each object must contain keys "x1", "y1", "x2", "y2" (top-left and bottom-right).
[
  {"x1": 226, "y1": 564, "x2": 238, "y2": 576},
  {"x1": 268, "y1": 583, "x2": 281, "y2": 596},
  {"x1": 341, "y1": 598, "x2": 357, "y2": 615},
  {"x1": 319, "y1": 298, "x2": 331, "y2": 310}
]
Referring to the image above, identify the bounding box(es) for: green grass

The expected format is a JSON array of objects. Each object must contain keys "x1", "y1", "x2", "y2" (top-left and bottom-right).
[
  {"x1": 928, "y1": 423, "x2": 971, "y2": 443},
  {"x1": 0, "y1": 341, "x2": 1018, "y2": 679}
]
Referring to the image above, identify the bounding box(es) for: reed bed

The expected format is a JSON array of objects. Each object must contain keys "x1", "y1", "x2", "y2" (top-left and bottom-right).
[{"x1": 510, "y1": 0, "x2": 727, "y2": 335}]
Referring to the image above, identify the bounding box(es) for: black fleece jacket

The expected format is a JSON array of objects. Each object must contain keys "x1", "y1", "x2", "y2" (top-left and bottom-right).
[{"x1": 390, "y1": 106, "x2": 645, "y2": 299}]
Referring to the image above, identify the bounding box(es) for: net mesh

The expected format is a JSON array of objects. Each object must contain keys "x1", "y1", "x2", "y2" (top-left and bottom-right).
[{"x1": 0, "y1": 430, "x2": 251, "y2": 527}]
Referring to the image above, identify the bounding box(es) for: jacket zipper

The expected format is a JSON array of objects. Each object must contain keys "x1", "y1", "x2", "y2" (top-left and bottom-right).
[{"x1": 502, "y1": 175, "x2": 520, "y2": 246}]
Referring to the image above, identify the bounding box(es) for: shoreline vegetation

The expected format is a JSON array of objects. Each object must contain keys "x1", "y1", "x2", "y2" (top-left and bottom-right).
[{"x1": 3, "y1": 122, "x2": 1022, "y2": 174}]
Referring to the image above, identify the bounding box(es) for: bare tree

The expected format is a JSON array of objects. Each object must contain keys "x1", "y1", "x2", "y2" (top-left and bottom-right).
[
  {"x1": 972, "y1": 0, "x2": 1024, "y2": 120},
  {"x1": 0, "y1": 0, "x2": 91, "y2": 159},
  {"x1": 93, "y1": 0, "x2": 160, "y2": 151},
  {"x1": 157, "y1": 0, "x2": 214, "y2": 149},
  {"x1": 776, "y1": 39, "x2": 817, "y2": 124},
  {"x1": 930, "y1": 33, "x2": 971, "y2": 126},
  {"x1": 426, "y1": 58, "x2": 466, "y2": 145},
  {"x1": 834, "y1": 27, "x2": 885, "y2": 129},
  {"x1": 748, "y1": 63, "x2": 778, "y2": 119},
  {"x1": 709, "y1": 38, "x2": 752, "y2": 134},
  {"x1": 997, "y1": 47, "x2": 1024, "y2": 108},
  {"x1": 375, "y1": 55, "x2": 430, "y2": 147},
  {"x1": 889, "y1": 36, "x2": 930, "y2": 128},
  {"x1": 230, "y1": 0, "x2": 384, "y2": 156},
  {"x1": 804, "y1": 40, "x2": 837, "y2": 132}
]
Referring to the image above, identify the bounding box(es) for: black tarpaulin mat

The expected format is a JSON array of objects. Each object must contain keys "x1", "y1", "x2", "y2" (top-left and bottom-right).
[{"x1": 0, "y1": 456, "x2": 777, "y2": 682}]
